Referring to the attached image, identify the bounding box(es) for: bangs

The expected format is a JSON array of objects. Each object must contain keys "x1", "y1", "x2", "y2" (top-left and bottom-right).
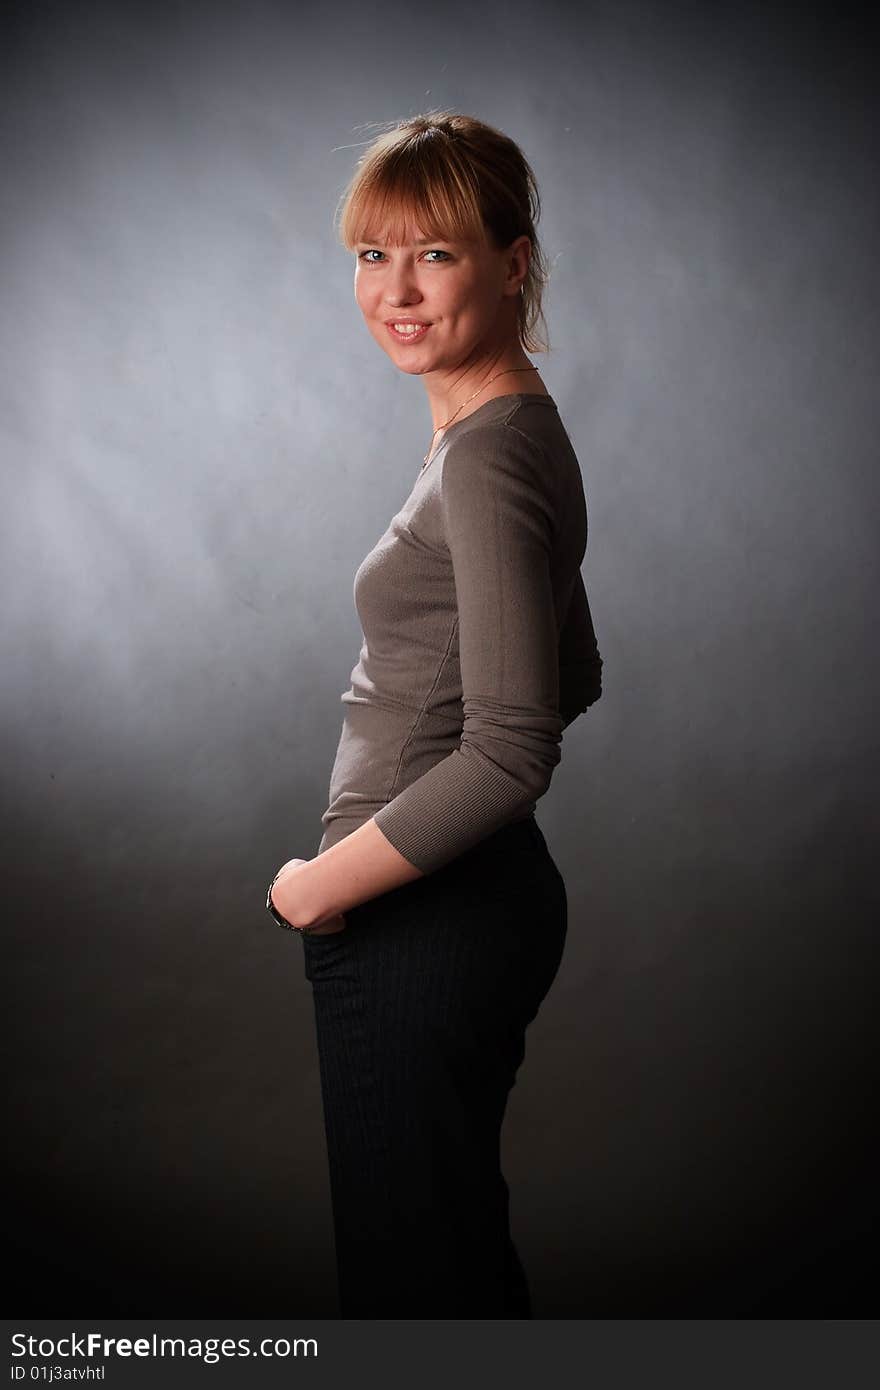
[{"x1": 339, "y1": 147, "x2": 487, "y2": 250}]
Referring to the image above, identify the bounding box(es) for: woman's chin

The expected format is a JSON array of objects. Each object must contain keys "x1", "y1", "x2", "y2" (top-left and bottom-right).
[{"x1": 388, "y1": 354, "x2": 435, "y2": 376}]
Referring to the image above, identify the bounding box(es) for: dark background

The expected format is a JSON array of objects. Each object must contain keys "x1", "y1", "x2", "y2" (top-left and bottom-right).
[{"x1": 2, "y1": 0, "x2": 877, "y2": 1315}]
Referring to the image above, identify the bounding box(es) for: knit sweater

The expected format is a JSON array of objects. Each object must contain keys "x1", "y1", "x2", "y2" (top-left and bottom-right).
[{"x1": 316, "y1": 392, "x2": 602, "y2": 875}]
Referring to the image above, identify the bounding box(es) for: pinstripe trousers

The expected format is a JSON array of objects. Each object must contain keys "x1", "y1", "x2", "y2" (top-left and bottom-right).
[{"x1": 300, "y1": 813, "x2": 568, "y2": 1318}]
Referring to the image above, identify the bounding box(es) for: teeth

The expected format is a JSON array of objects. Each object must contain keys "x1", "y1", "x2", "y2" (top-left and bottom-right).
[{"x1": 392, "y1": 323, "x2": 425, "y2": 334}]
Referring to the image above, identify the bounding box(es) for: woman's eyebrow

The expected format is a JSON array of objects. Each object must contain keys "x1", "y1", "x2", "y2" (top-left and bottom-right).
[{"x1": 355, "y1": 237, "x2": 455, "y2": 247}]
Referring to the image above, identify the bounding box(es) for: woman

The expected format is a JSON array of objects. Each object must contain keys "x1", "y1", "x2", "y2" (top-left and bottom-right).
[{"x1": 267, "y1": 111, "x2": 603, "y2": 1318}]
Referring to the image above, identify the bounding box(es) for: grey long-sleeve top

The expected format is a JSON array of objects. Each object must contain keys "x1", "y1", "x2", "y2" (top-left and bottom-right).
[{"x1": 316, "y1": 392, "x2": 602, "y2": 875}]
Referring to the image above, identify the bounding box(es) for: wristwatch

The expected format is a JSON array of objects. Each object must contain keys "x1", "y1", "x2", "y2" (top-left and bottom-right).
[{"x1": 265, "y1": 872, "x2": 313, "y2": 934}]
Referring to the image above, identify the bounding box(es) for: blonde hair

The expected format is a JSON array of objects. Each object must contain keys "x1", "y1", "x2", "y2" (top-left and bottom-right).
[{"x1": 334, "y1": 111, "x2": 552, "y2": 354}]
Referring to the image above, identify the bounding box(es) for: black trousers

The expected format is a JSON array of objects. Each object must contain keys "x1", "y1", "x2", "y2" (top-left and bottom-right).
[{"x1": 300, "y1": 813, "x2": 567, "y2": 1318}]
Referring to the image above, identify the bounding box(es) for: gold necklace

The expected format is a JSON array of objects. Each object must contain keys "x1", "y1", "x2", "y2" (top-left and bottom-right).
[{"x1": 421, "y1": 365, "x2": 541, "y2": 470}]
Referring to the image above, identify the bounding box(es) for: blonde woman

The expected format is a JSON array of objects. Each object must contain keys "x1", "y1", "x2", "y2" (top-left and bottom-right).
[{"x1": 268, "y1": 111, "x2": 603, "y2": 1318}]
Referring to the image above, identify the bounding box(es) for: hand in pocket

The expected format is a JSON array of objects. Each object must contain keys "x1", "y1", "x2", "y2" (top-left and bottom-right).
[{"x1": 305, "y1": 912, "x2": 348, "y2": 936}]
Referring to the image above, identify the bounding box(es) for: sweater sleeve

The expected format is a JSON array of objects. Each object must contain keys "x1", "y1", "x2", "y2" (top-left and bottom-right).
[
  {"x1": 371, "y1": 422, "x2": 564, "y2": 874},
  {"x1": 559, "y1": 569, "x2": 603, "y2": 729}
]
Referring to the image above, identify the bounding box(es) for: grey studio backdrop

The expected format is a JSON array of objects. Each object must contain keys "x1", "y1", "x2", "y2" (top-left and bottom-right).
[{"x1": 2, "y1": 0, "x2": 877, "y2": 1317}]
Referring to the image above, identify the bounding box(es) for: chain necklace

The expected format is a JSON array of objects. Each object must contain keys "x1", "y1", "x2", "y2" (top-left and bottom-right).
[{"x1": 421, "y1": 365, "x2": 541, "y2": 470}]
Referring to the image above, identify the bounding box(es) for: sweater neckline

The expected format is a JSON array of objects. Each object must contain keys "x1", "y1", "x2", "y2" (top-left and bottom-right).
[
  {"x1": 417, "y1": 391, "x2": 556, "y2": 478},
  {"x1": 439, "y1": 392, "x2": 556, "y2": 436},
  {"x1": 426, "y1": 392, "x2": 558, "y2": 463}
]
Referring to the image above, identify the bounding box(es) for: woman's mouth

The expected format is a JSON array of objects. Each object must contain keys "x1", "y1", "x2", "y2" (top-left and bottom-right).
[{"x1": 386, "y1": 322, "x2": 431, "y2": 344}]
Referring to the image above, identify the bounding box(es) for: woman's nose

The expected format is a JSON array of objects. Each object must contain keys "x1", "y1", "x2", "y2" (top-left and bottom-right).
[{"x1": 385, "y1": 269, "x2": 422, "y2": 307}]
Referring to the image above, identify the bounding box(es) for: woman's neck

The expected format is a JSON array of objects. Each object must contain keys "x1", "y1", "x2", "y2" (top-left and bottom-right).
[{"x1": 425, "y1": 360, "x2": 549, "y2": 435}]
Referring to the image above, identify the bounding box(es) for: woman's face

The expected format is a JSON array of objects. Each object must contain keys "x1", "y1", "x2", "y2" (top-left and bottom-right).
[{"x1": 352, "y1": 221, "x2": 522, "y2": 377}]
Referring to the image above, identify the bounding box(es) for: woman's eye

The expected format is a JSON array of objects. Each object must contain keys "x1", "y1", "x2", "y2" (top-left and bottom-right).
[{"x1": 356, "y1": 249, "x2": 451, "y2": 264}]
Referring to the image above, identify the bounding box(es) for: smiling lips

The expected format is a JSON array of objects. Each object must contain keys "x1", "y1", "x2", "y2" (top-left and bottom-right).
[{"x1": 387, "y1": 321, "x2": 431, "y2": 343}]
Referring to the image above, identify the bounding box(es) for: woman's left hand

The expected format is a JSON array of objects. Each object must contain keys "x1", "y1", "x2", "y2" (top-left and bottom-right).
[
  {"x1": 269, "y1": 858, "x2": 348, "y2": 935},
  {"x1": 269, "y1": 858, "x2": 310, "y2": 929}
]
